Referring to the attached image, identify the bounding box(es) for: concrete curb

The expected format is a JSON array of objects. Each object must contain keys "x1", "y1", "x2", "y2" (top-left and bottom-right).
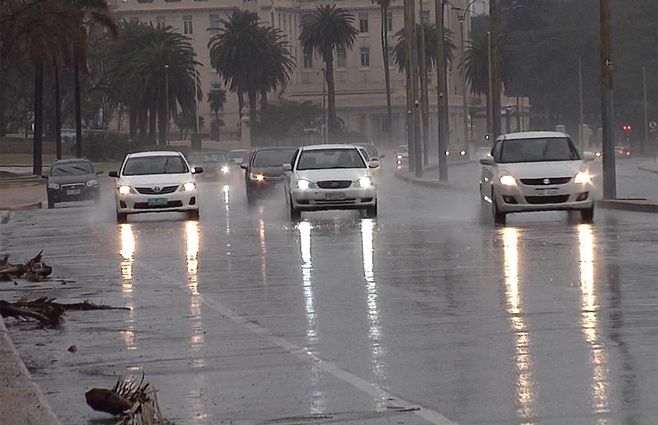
[
  {"x1": 394, "y1": 160, "x2": 474, "y2": 191},
  {"x1": 0, "y1": 318, "x2": 62, "y2": 425},
  {"x1": 638, "y1": 166, "x2": 658, "y2": 175},
  {"x1": 596, "y1": 199, "x2": 658, "y2": 213},
  {"x1": 8, "y1": 201, "x2": 43, "y2": 211}
]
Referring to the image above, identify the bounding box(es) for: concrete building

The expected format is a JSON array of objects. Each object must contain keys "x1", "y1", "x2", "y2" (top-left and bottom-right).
[{"x1": 110, "y1": 0, "x2": 507, "y2": 148}]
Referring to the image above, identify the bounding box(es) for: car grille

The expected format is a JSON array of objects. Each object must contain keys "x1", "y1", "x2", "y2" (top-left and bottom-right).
[
  {"x1": 135, "y1": 185, "x2": 179, "y2": 195},
  {"x1": 133, "y1": 201, "x2": 183, "y2": 209},
  {"x1": 314, "y1": 199, "x2": 357, "y2": 205},
  {"x1": 525, "y1": 195, "x2": 570, "y2": 204},
  {"x1": 317, "y1": 180, "x2": 352, "y2": 189},
  {"x1": 60, "y1": 183, "x2": 85, "y2": 190},
  {"x1": 520, "y1": 177, "x2": 572, "y2": 186}
]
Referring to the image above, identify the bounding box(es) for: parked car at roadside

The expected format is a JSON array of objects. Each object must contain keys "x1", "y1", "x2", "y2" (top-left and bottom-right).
[
  {"x1": 395, "y1": 145, "x2": 408, "y2": 166},
  {"x1": 44, "y1": 159, "x2": 100, "y2": 209},
  {"x1": 109, "y1": 151, "x2": 202, "y2": 223},
  {"x1": 228, "y1": 149, "x2": 249, "y2": 165},
  {"x1": 187, "y1": 151, "x2": 230, "y2": 179}
]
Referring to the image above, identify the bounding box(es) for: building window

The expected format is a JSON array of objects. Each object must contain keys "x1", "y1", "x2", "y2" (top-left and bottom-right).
[
  {"x1": 209, "y1": 14, "x2": 220, "y2": 32},
  {"x1": 359, "y1": 13, "x2": 369, "y2": 33},
  {"x1": 183, "y1": 15, "x2": 193, "y2": 35},
  {"x1": 336, "y1": 46, "x2": 347, "y2": 69},
  {"x1": 386, "y1": 12, "x2": 393, "y2": 32},
  {"x1": 421, "y1": 11, "x2": 430, "y2": 25},
  {"x1": 360, "y1": 47, "x2": 370, "y2": 67},
  {"x1": 303, "y1": 52, "x2": 313, "y2": 69},
  {"x1": 155, "y1": 16, "x2": 165, "y2": 26}
]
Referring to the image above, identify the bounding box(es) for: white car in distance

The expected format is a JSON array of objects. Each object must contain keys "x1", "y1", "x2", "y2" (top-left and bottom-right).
[
  {"x1": 479, "y1": 131, "x2": 596, "y2": 225},
  {"x1": 284, "y1": 144, "x2": 378, "y2": 220},
  {"x1": 109, "y1": 151, "x2": 202, "y2": 223}
]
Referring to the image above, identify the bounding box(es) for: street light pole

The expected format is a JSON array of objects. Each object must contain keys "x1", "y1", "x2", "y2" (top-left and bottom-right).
[
  {"x1": 642, "y1": 66, "x2": 648, "y2": 156},
  {"x1": 321, "y1": 68, "x2": 327, "y2": 144},
  {"x1": 435, "y1": 0, "x2": 448, "y2": 181},
  {"x1": 489, "y1": 0, "x2": 501, "y2": 138},
  {"x1": 600, "y1": 0, "x2": 616, "y2": 199},
  {"x1": 487, "y1": 30, "x2": 493, "y2": 136},
  {"x1": 578, "y1": 56, "x2": 584, "y2": 154},
  {"x1": 194, "y1": 68, "x2": 200, "y2": 135},
  {"x1": 164, "y1": 64, "x2": 170, "y2": 146}
]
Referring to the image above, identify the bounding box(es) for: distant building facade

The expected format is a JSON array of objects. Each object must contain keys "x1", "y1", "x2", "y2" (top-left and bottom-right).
[{"x1": 111, "y1": 0, "x2": 515, "y2": 147}]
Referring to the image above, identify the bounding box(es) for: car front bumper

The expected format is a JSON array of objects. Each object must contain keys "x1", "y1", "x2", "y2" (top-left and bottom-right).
[
  {"x1": 115, "y1": 191, "x2": 198, "y2": 214},
  {"x1": 492, "y1": 181, "x2": 594, "y2": 213},
  {"x1": 48, "y1": 185, "x2": 99, "y2": 203},
  {"x1": 291, "y1": 187, "x2": 377, "y2": 211}
]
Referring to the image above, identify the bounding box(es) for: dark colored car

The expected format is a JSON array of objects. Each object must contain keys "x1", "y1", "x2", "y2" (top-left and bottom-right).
[
  {"x1": 615, "y1": 145, "x2": 632, "y2": 158},
  {"x1": 44, "y1": 159, "x2": 100, "y2": 208},
  {"x1": 241, "y1": 147, "x2": 297, "y2": 204},
  {"x1": 187, "y1": 151, "x2": 230, "y2": 179}
]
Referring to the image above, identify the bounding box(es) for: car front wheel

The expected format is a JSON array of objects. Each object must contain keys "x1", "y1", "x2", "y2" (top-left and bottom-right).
[
  {"x1": 580, "y1": 206, "x2": 594, "y2": 223},
  {"x1": 116, "y1": 212, "x2": 128, "y2": 223},
  {"x1": 491, "y1": 190, "x2": 506, "y2": 225},
  {"x1": 188, "y1": 209, "x2": 200, "y2": 221},
  {"x1": 363, "y1": 202, "x2": 378, "y2": 218}
]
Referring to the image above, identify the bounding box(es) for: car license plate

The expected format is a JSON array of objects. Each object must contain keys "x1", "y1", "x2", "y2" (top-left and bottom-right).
[
  {"x1": 325, "y1": 192, "x2": 346, "y2": 200},
  {"x1": 148, "y1": 198, "x2": 168, "y2": 206},
  {"x1": 66, "y1": 189, "x2": 81, "y2": 195},
  {"x1": 537, "y1": 188, "x2": 559, "y2": 195}
]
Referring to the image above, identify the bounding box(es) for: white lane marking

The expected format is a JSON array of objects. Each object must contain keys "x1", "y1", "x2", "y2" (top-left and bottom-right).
[{"x1": 137, "y1": 261, "x2": 459, "y2": 425}]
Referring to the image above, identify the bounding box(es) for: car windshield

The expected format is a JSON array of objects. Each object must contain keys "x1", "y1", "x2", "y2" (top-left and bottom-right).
[
  {"x1": 229, "y1": 150, "x2": 247, "y2": 160},
  {"x1": 122, "y1": 156, "x2": 188, "y2": 175},
  {"x1": 50, "y1": 162, "x2": 93, "y2": 176},
  {"x1": 297, "y1": 149, "x2": 366, "y2": 170},
  {"x1": 253, "y1": 149, "x2": 296, "y2": 167},
  {"x1": 358, "y1": 147, "x2": 370, "y2": 161},
  {"x1": 397, "y1": 145, "x2": 408, "y2": 153},
  {"x1": 498, "y1": 137, "x2": 580, "y2": 163}
]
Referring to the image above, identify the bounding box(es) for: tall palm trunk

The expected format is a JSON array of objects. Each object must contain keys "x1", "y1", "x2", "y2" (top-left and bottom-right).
[
  {"x1": 33, "y1": 62, "x2": 44, "y2": 176},
  {"x1": 158, "y1": 97, "x2": 167, "y2": 146},
  {"x1": 0, "y1": 58, "x2": 7, "y2": 137},
  {"x1": 237, "y1": 85, "x2": 244, "y2": 118},
  {"x1": 381, "y1": 3, "x2": 392, "y2": 147},
  {"x1": 148, "y1": 106, "x2": 157, "y2": 145},
  {"x1": 129, "y1": 108, "x2": 137, "y2": 140},
  {"x1": 324, "y1": 55, "x2": 336, "y2": 142},
  {"x1": 73, "y1": 55, "x2": 82, "y2": 158},
  {"x1": 54, "y1": 62, "x2": 62, "y2": 160}
]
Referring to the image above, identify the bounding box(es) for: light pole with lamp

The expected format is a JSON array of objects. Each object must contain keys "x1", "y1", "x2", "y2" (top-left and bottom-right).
[
  {"x1": 321, "y1": 68, "x2": 327, "y2": 144},
  {"x1": 450, "y1": 0, "x2": 478, "y2": 156}
]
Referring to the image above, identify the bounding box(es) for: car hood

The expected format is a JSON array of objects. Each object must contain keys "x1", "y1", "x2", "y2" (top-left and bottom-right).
[
  {"x1": 498, "y1": 161, "x2": 586, "y2": 178},
  {"x1": 118, "y1": 173, "x2": 194, "y2": 186},
  {"x1": 49, "y1": 174, "x2": 96, "y2": 184},
  {"x1": 296, "y1": 168, "x2": 371, "y2": 181},
  {"x1": 252, "y1": 166, "x2": 286, "y2": 177}
]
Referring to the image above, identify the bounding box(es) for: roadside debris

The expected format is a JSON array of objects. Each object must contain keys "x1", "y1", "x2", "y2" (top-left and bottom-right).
[
  {"x1": 86, "y1": 375, "x2": 165, "y2": 425},
  {"x1": 0, "y1": 297, "x2": 130, "y2": 328},
  {"x1": 0, "y1": 251, "x2": 52, "y2": 281}
]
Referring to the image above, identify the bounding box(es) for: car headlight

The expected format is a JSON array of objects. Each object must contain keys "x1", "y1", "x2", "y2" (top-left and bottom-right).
[
  {"x1": 250, "y1": 172, "x2": 265, "y2": 182},
  {"x1": 499, "y1": 175, "x2": 517, "y2": 186},
  {"x1": 356, "y1": 176, "x2": 373, "y2": 188},
  {"x1": 460, "y1": 150, "x2": 466, "y2": 156},
  {"x1": 574, "y1": 171, "x2": 591, "y2": 184},
  {"x1": 297, "y1": 179, "x2": 314, "y2": 190},
  {"x1": 221, "y1": 165, "x2": 230, "y2": 174},
  {"x1": 118, "y1": 185, "x2": 132, "y2": 195},
  {"x1": 396, "y1": 154, "x2": 402, "y2": 159},
  {"x1": 48, "y1": 183, "x2": 59, "y2": 189},
  {"x1": 86, "y1": 179, "x2": 98, "y2": 187},
  {"x1": 183, "y1": 182, "x2": 196, "y2": 191}
]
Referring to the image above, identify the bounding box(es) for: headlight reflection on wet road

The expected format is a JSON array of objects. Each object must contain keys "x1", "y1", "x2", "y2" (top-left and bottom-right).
[
  {"x1": 578, "y1": 224, "x2": 610, "y2": 415},
  {"x1": 119, "y1": 223, "x2": 136, "y2": 351},
  {"x1": 360, "y1": 218, "x2": 387, "y2": 410},
  {"x1": 501, "y1": 227, "x2": 536, "y2": 421}
]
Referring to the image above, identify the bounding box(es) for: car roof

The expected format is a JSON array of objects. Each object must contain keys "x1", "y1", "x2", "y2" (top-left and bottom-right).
[
  {"x1": 52, "y1": 158, "x2": 92, "y2": 164},
  {"x1": 301, "y1": 144, "x2": 358, "y2": 151},
  {"x1": 127, "y1": 151, "x2": 183, "y2": 158},
  {"x1": 497, "y1": 131, "x2": 569, "y2": 141}
]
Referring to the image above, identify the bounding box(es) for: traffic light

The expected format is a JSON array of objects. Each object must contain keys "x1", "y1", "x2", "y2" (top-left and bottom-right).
[{"x1": 623, "y1": 124, "x2": 632, "y2": 133}]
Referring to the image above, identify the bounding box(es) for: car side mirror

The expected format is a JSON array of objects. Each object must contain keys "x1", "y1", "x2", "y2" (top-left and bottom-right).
[
  {"x1": 41, "y1": 175, "x2": 48, "y2": 179},
  {"x1": 240, "y1": 163, "x2": 248, "y2": 170},
  {"x1": 480, "y1": 158, "x2": 494, "y2": 166},
  {"x1": 379, "y1": 154, "x2": 386, "y2": 159},
  {"x1": 282, "y1": 163, "x2": 292, "y2": 172},
  {"x1": 194, "y1": 166, "x2": 204, "y2": 174},
  {"x1": 108, "y1": 171, "x2": 118, "y2": 178},
  {"x1": 582, "y1": 152, "x2": 596, "y2": 162},
  {"x1": 368, "y1": 161, "x2": 380, "y2": 169}
]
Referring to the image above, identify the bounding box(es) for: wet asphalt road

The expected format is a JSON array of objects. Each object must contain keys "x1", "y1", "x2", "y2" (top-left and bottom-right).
[{"x1": 1, "y1": 159, "x2": 658, "y2": 425}]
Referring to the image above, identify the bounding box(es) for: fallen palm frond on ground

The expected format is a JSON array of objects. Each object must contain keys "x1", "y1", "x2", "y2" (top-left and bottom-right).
[
  {"x1": 86, "y1": 375, "x2": 165, "y2": 425},
  {"x1": 0, "y1": 297, "x2": 130, "y2": 328},
  {"x1": 0, "y1": 251, "x2": 52, "y2": 281}
]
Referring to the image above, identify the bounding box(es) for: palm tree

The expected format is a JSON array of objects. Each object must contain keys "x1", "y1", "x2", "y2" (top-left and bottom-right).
[
  {"x1": 300, "y1": 5, "x2": 358, "y2": 142},
  {"x1": 207, "y1": 86, "x2": 226, "y2": 140},
  {"x1": 392, "y1": 23, "x2": 455, "y2": 72},
  {"x1": 208, "y1": 9, "x2": 294, "y2": 127},
  {"x1": 374, "y1": 0, "x2": 393, "y2": 144}
]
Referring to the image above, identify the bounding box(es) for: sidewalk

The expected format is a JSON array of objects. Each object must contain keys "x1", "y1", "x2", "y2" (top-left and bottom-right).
[
  {"x1": 0, "y1": 181, "x2": 45, "y2": 211},
  {"x1": 0, "y1": 319, "x2": 62, "y2": 425},
  {"x1": 638, "y1": 158, "x2": 658, "y2": 175}
]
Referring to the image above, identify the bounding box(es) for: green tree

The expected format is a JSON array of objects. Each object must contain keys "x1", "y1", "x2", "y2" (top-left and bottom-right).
[
  {"x1": 209, "y1": 9, "x2": 294, "y2": 127},
  {"x1": 392, "y1": 23, "x2": 455, "y2": 71},
  {"x1": 207, "y1": 86, "x2": 226, "y2": 140},
  {"x1": 300, "y1": 5, "x2": 358, "y2": 142}
]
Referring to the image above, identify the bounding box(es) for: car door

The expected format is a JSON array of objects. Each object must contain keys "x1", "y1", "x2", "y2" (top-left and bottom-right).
[{"x1": 480, "y1": 142, "x2": 500, "y2": 200}]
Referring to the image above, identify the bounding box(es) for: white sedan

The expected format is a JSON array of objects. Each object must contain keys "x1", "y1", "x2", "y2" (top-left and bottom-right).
[
  {"x1": 109, "y1": 151, "x2": 202, "y2": 223},
  {"x1": 284, "y1": 144, "x2": 378, "y2": 219},
  {"x1": 479, "y1": 131, "x2": 595, "y2": 225}
]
